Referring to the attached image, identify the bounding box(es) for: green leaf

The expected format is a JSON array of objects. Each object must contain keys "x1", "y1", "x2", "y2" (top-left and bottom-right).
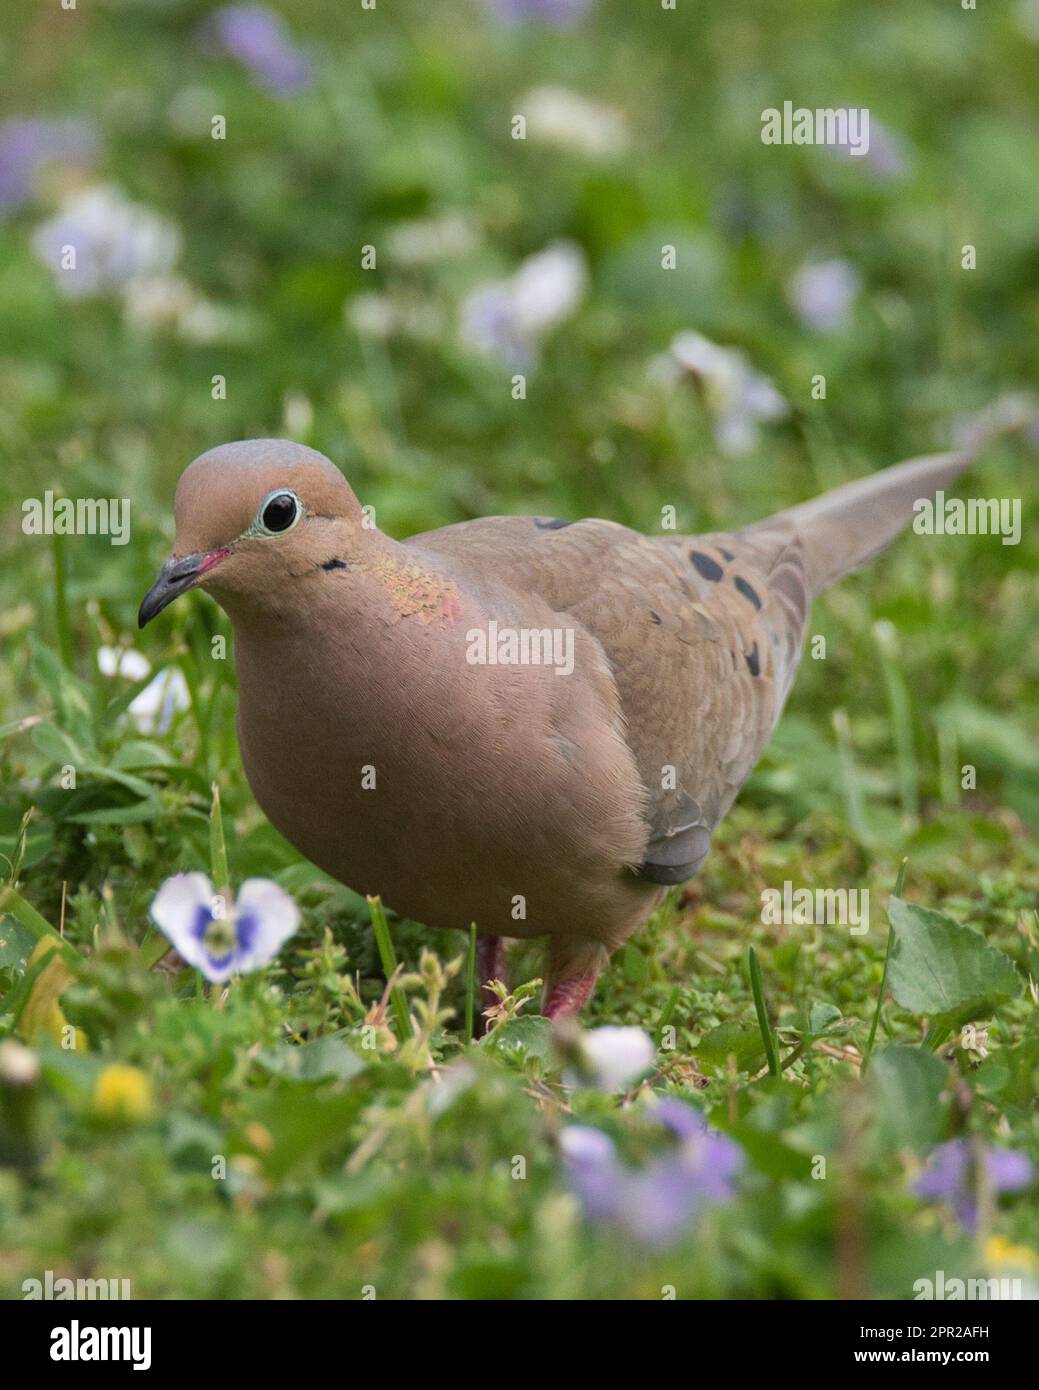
[
  {"x1": 30, "y1": 641, "x2": 95, "y2": 751},
  {"x1": 66, "y1": 797, "x2": 164, "y2": 825},
  {"x1": 621, "y1": 942, "x2": 649, "y2": 983},
  {"x1": 109, "y1": 740, "x2": 176, "y2": 770},
  {"x1": 0, "y1": 917, "x2": 36, "y2": 971},
  {"x1": 694, "y1": 1020, "x2": 766, "y2": 1072},
  {"x1": 869, "y1": 1046, "x2": 948, "y2": 1153},
  {"x1": 31, "y1": 720, "x2": 87, "y2": 767},
  {"x1": 807, "y1": 1002, "x2": 844, "y2": 1037},
  {"x1": 256, "y1": 1035, "x2": 366, "y2": 1083},
  {"x1": 887, "y1": 897, "x2": 1021, "y2": 1029},
  {"x1": 481, "y1": 1014, "x2": 554, "y2": 1066}
]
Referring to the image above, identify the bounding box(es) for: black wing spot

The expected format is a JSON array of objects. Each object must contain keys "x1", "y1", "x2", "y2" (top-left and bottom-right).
[
  {"x1": 321, "y1": 558, "x2": 349, "y2": 571},
  {"x1": 745, "y1": 642, "x2": 760, "y2": 677},
  {"x1": 719, "y1": 547, "x2": 735, "y2": 561},
  {"x1": 649, "y1": 610, "x2": 662, "y2": 624},
  {"x1": 734, "y1": 575, "x2": 762, "y2": 609},
  {"x1": 689, "y1": 550, "x2": 723, "y2": 581},
  {"x1": 535, "y1": 517, "x2": 572, "y2": 530}
]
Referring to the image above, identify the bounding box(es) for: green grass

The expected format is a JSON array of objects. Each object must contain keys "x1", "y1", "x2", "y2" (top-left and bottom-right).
[{"x1": 1, "y1": 0, "x2": 1038, "y2": 1299}]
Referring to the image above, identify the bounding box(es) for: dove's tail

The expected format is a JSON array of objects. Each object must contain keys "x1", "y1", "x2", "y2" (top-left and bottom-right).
[{"x1": 746, "y1": 449, "x2": 973, "y2": 597}]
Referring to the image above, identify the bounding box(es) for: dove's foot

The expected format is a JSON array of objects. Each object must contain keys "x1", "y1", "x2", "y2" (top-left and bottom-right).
[
  {"x1": 475, "y1": 935, "x2": 508, "y2": 1036},
  {"x1": 542, "y1": 937, "x2": 610, "y2": 1020}
]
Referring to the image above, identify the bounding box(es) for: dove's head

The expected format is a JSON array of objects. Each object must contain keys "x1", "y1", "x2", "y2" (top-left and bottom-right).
[{"x1": 138, "y1": 440, "x2": 369, "y2": 627}]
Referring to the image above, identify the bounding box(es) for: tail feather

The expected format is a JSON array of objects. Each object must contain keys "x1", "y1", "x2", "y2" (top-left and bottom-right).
[{"x1": 746, "y1": 450, "x2": 973, "y2": 596}]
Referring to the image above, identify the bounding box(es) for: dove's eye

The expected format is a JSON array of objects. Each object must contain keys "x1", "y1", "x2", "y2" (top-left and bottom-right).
[{"x1": 257, "y1": 490, "x2": 301, "y2": 535}]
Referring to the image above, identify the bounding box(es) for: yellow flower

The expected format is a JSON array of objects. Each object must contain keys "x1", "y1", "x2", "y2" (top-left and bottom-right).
[
  {"x1": 985, "y1": 1235, "x2": 1039, "y2": 1273},
  {"x1": 93, "y1": 1064, "x2": 154, "y2": 1122}
]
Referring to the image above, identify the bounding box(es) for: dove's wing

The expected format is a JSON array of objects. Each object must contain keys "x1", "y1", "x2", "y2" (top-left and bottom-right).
[{"x1": 409, "y1": 449, "x2": 971, "y2": 884}]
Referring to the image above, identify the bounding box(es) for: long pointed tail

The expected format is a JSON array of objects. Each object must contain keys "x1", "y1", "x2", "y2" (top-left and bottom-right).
[{"x1": 746, "y1": 449, "x2": 972, "y2": 596}]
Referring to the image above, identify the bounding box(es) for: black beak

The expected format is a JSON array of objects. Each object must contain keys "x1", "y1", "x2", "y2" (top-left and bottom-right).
[{"x1": 138, "y1": 553, "x2": 208, "y2": 628}]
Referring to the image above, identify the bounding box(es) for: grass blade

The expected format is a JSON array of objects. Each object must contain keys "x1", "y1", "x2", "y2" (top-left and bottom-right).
[
  {"x1": 831, "y1": 709, "x2": 872, "y2": 845},
  {"x1": 873, "y1": 622, "x2": 919, "y2": 827},
  {"x1": 861, "y1": 856, "x2": 907, "y2": 1075},
  {"x1": 209, "y1": 781, "x2": 229, "y2": 897},
  {"x1": 52, "y1": 528, "x2": 74, "y2": 671},
  {"x1": 748, "y1": 947, "x2": 779, "y2": 1077},
  {"x1": 367, "y1": 895, "x2": 412, "y2": 1040},
  {"x1": 464, "y1": 923, "x2": 477, "y2": 1039}
]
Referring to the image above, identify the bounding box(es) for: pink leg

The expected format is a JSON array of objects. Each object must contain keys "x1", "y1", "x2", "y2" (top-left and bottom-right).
[
  {"x1": 475, "y1": 935, "x2": 508, "y2": 1035},
  {"x1": 542, "y1": 937, "x2": 610, "y2": 1020}
]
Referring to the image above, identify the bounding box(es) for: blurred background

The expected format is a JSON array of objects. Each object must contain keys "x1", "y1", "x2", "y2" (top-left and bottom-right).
[{"x1": 1, "y1": 0, "x2": 1038, "y2": 1300}]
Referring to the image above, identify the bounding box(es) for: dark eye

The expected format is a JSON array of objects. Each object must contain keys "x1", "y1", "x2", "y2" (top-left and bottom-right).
[{"x1": 259, "y1": 491, "x2": 299, "y2": 534}]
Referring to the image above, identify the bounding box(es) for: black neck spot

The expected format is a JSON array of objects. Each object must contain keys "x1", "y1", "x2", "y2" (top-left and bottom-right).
[{"x1": 321, "y1": 558, "x2": 349, "y2": 571}]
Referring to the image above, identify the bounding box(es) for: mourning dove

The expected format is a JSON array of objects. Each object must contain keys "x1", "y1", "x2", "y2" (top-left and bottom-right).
[{"x1": 139, "y1": 440, "x2": 971, "y2": 1018}]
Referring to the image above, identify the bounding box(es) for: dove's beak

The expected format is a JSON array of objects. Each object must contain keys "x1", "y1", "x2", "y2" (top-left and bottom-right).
[{"x1": 138, "y1": 549, "x2": 229, "y2": 628}]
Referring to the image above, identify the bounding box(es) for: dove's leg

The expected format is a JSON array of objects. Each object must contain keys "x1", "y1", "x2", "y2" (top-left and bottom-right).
[
  {"x1": 475, "y1": 935, "x2": 508, "y2": 1035},
  {"x1": 543, "y1": 937, "x2": 610, "y2": 1020}
]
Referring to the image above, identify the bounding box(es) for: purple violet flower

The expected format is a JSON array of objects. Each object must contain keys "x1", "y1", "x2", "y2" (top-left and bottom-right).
[
  {"x1": 150, "y1": 872, "x2": 299, "y2": 983},
  {"x1": 560, "y1": 1105, "x2": 743, "y2": 1247},
  {"x1": 0, "y1": 117, "x2": 96, "y2": 213},
  {"x1": 914, "y1": 1139, "x2": 1035, "y2": 1231},
  {"x1": 205, "y1": 6, "x2": 313, "y2": 95},
  {"x1": 484, "y1": 0, "x2": 594, "y2": 26}
]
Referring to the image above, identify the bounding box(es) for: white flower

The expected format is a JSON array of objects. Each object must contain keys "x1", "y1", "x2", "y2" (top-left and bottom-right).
[
  {"x1": 128, "y1": 668, "x2": 191, "y2": 734},
  {"x1": 150, "y1": 872, "x2": 300, "y2": 983},
  {"x1": 0, "y1": 1039, "x2": 40, "y2": 1086},
  {"x1": 387, "y1": 212, "x2": 477, "y2": 266},
  {"x1": 520, "y1": 86, "x2": 629, "y2": 159},
  {"x1": 122, "y1": 274, "x2": 254, "y2": 344},
  {"x1": 460, "y1": 241, "x2": 587, "y2": 367},
  {"x1": 345, "y1": 292, "x2": 395, "y2": 339},
  {"x1": 32, "y1": 185, "x2": 181, "y2": 298},
  {"x1": 97, "y1": 645, "x2": 152, "y2": 681},
  {"x1": 572, "y1": 1025, "x2": 656, "y2": 1092},
  {"x1": 658, "y1": 330, "x2": 788, "y2": 457},
  {"x1": 788, "y1": 258, "x2": 860, "y2": 333}
]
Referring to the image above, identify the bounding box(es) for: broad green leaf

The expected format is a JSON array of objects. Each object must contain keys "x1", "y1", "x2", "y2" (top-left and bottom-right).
[
  {"x1": 0, "y1": 917, "x2": 36, "y2": 971},
  {"x1": 694, "y1": 1020, "x2": 767, "y2": 1071},
  {"x1": 807, "y1": 1002, "x2": 844, "y2": 1037},
  {"x1": 869, "y1": 1046, "x2": 948, "y2": 1153},
  {"x1": 887, "y1": 897, "x2": 1020, "y2": 1029},
  {"x1": 109, "y1": 740, "x2": 176, "y2": 770},
  {"x1": 256, "y1": 1035, "x2": 366, "y2": 1083},
  {"x1": 481, "y1": 1014, "x2": 554, "y2": 1066},
  {"x1": 32, "y1": 720, "x2": 87, "y2": 768}
]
